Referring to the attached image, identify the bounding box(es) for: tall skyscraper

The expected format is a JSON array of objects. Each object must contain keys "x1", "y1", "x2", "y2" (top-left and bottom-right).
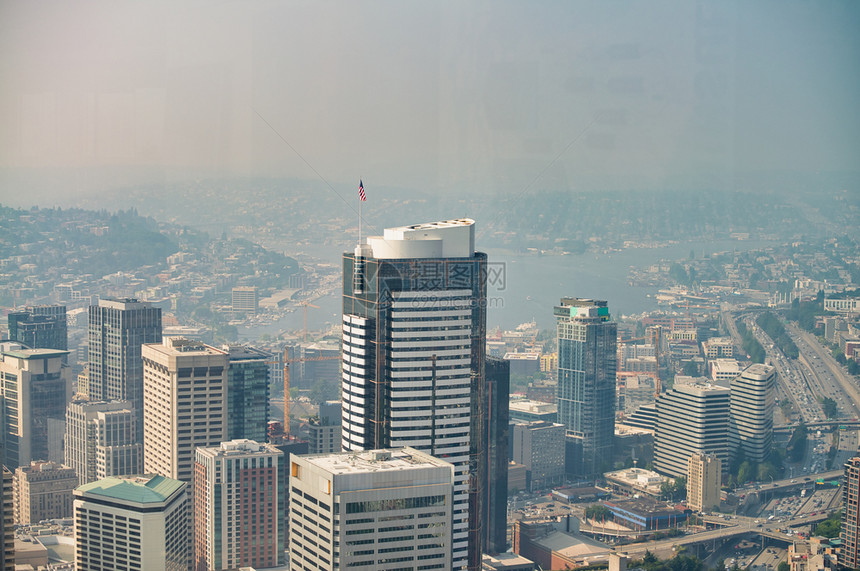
[
  {"x1": 843, "y1": 456, "x2": 860, "y2": 568},
  {"x1": 7, "y1": 305, "x2": 67, "y2": 351},
  {"x1": 341, "y1": 219, "x2": 487, "y2": 569},
  {"x1": 87, "y1": 298, "x2": 162, "y2": 439},
  {"x1": 730, "y1": 363, "x2": 776, "y2": 463},
  {"x1": 65, "y1": 400, "x2": 141, "y2": 485},
  {"x1": 555, "y1": 298, "x2": 617, "y2": 478},
  {"x1": 653, "y1": 381, "x2": 731, "y2": 478},
  {"x1": 225, "y1": 344, "x2": 270, "y2": 442},
  {"x1": 74, "y1": 475, "x2": 188, "y2": 571},
  {"x1": 193, "y1": 439, "x2": 285, "y2": 570},
  {"x1": 142, "y1": 337, "x2": 228, "y2": 485},
  {"x1": 0, "y1": 343, "x2": 72, "y2": 468},
  {"x1": 289, "y1": 448, "x2": 455, "y2": 571},
  {"x1": 483, "y1": 357, "x2": 510, "y2": 555}
]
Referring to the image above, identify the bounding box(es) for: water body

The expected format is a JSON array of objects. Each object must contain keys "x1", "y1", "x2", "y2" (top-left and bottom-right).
[{"x1": 240, "y1": 238, "x2": 774, "y2": 341}]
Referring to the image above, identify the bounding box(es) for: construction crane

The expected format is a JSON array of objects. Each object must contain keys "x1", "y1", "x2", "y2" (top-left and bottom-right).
[
  {"x1": 274, "y1": 347, "x2": 340, "y2": 438},
  {"x1": 297, "y1": 300, "x2": 320, "y2": 342}
]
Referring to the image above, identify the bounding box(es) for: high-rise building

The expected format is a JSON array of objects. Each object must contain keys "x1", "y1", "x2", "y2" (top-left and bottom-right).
[
  {"x1": 843, "y1": 457, "x2": 860, "y2": 568},
  {"x1": 74, "y1": 474, "x2": 188, "y2": 571},
  {"x1": 308, "y1": 400, "x2": 342, "y2": 454},
  {"x1": 65, "y1": 400, "x2": 141, "y2": 486},
  {"x1": 483, "y1": 356, "x2": 510, "y2": 555},
  {"x1": 87, "y1": 298, "x2": 162, "y2": 440},
  {"x1": 653, "y1": 381, "x2": 731, "y2": 478},
  {"x1": 13, "y1": 461, "x2": 77, "y2": 524},
  {"x1": 341, "y1": 218, "x2": 487, "y2": 569},
  {"x1": 142, "y1": 338, "x2": 228, "y2": 485},
  {"x1": 193, "y1": 439, "x2": 284, "y2": 570},
  {"x1": 730, "y1": 363, "x2": 776, "y2": 463},
  {"x1": 686, "y1": 453, "x2": 721, "y2": 512},
  {"x1": 555, "y1": 298, "x2": 617, "y2": 477},
  {"x1": 231, "y1": 286, "x2": 258, "y2": 315},
  {"x1": 7, "y1": 305, "x2": 67, "y2": 351},
  {"x1": 512, "y1": 421, "x2": 565, "y2": 492},
  {"x1": 0, "y1": 467, "x2": 11, "y2": 570},
  {"x1": 289, "y1": 447, "x2": 455, "y2": 570},
  {"x1": 225, "y1": 344, "x2": 270, "y2": 442},
  {"x1": 0, "y1": 343, "x2": 72, "y2": 468}
]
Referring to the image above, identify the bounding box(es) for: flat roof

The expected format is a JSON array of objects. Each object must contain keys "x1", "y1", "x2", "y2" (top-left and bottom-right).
[
  {"x1": 389, "y1": 218, "x2": 475, "y2": 232},
  {"x1": 302, "y1": 447, "x2": 453, "y2": 475},
  {"x1": 76, "y1": 474, "x2": 184, "y2": 504}
]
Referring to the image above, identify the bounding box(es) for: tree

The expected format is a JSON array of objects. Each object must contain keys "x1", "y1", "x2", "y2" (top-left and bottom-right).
[
  {"x1": 777, "y1": 563, "x2": 789, "y2": 571},
  {"x1": 683, "y1": 361, "x2": 699, "y2": 377}
]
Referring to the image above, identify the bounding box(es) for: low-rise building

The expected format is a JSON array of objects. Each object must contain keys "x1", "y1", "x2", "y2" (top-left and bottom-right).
[{"x1": 13, "y1": 462, "x2": 77, "y2": 524}]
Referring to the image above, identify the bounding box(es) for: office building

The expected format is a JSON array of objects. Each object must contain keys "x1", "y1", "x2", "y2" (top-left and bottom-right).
[
  {"x1": 225, "y1": 344, "x2": 270, "y2": 442},
  {"x1": 0, "y1": 343, "x2": 72, "y2": 468},
  {"x1": 341, "y1": 218, "x2": 487, "y2": 569},
  {"x1": 512, "y1": 421, "x2": 565, "y2": 492},
  {"x1": 509, "y1": 400, "x2": 557, "y2": 424},
  {"x1": 653, "y1": 381, "x2": 730, "y2": 478},
  {"x1": 844, "y1": 456, "x2": 860, "y2": 568},
  {"x1": 702, "y1": 337, "x2": 733, "y2": 359},
  {"x1": 231, "y1": 286, "x2": 259, "y2": 315},
  {"x1": 87, "y1": 298, "x2": 162, "y2": 439},
  {"x1": 686, "y1": 453, "x2": 721, "y2": 512},
  {"x1": 13, "y1": 461, "x2": 77, "y2": 524},
  {"x1": 730, "y1": 364, "x2": 776, "y2": 464},
  {"x1": 193, "y1": 440, "x2": 285, "y2": 570},
  {"x1": 289, "y1": 447, "x2": 454, "y2": 571},
  {"x1": 710, "y1": 358, "x2": 741, "y2": 382},
  {"x1": 555, "y1": 298, "x2": 617, "y2": 477},
  {"x1": 142, "y1": 338, "x2": 228, "y2": 485},
  {"x1": 74, "y1": 474, "x2": 188, "y2": 571},
  {"x1": 484, "y1": 356, "x2": 510, "y2": 555},
  {"x1": 7, "y1": 305, "x2": 67, "y2": 351},
  {"x1": 65, "y1": 400, "x2": 141, "y2": 486},
  {"x1": 0, "y1": 467, "x2": 11, "y2": 570},
  {"x1": 308, "y1": 400, "x2": 341, "y2": 454}
]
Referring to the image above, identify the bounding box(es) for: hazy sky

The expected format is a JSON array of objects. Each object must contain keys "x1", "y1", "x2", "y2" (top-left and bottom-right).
[{"x1": 1, "y1": 0, "x2": 858, "y2": 197}]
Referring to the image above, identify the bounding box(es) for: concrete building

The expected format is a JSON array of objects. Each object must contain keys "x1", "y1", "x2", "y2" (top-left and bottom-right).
[
  {"x1": 65, "y1": 400, "x2": 140, "y2": 486},
  {"x1": 730, "y1": 364, "x2": 776, "y2": 463},
  {"x1": 842, "y1": 456, "x2": 860, "y2": 568},
  {"x1": 74, "y1": 474, "x2": 188, "y2": 571},
  {"x1": 604, "y1": 468, "x2": 669, "y2": 499},
  {"x1": 193, "y1": 440, "x2": 284, "y2": 570},
  {"x1": 509, "y1": 400, "x2": 557, "y2": 424},
  {"x1": 13, "y1": 461, "x2": 77, "y2": 524},
  {"x1": 686, "y1": 453, "x2": 721, "y2": 512},
  {"x1": 710, "y1": 358, "x2": 741, "y2": 383},
  {"x1": 87, "y1": 298, "x2": 162, "y2": 440},
  {"x1": 512, "y1": 421, "x2": 565, "y2": 492},
  {"x1": 289, "y1": 447, "x2": 455, "y2": 570},
  {"x1": 341, "y1": 218, "x2": 487, "y2": 569},
  {"x1": 142, "y1": 338, "x2": 228, "y2": 485},
  {"x1": 7, "y1": 305, "x2": 67, "y2": 352},
  {"x1": 231, "y1": 286, "x2": 259, "y2": 315},
  {"x1": 555, "y1": 298, "x2": 617, "y2": 478},
  {"x1": 308, "y1": 400, "x2": 341, "y2": 455},
  {"x1": 225, "y1": 344, "x2": 270, "y2": 443},
  {"x1": 653, "y1": 381, "x2": 731, "y2": 479},
  {"x1": 702, "y1": 337, "x2": 733, "y2": 359},
  {"x1": 824, "y1": 297, "x2": 860, "y2": 316},
  {"x1": 0, "y1": 343, "x2": 72, "y2": 468}
]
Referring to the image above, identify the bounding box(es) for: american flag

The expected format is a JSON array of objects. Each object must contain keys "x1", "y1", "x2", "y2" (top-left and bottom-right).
[{"x1": 359, "y1": 180, "x2": 366, "y2": 201}]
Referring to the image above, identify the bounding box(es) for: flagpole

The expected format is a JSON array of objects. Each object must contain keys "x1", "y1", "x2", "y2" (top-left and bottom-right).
[{"x1": 358, "y1": 179, "x2": 362, "y2": 245}]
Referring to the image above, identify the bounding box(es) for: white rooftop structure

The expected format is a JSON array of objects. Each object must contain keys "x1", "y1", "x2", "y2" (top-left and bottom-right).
[{"x1": 364, "y1": 218, "x2": 476, "y2": 259}]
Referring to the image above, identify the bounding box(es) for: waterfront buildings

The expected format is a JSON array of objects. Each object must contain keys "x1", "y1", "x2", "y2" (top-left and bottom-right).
[
  {"x1": 555, "y1": 298, "x2": 617, "y2": 477},
  {"x1": 341, "y1": 218, "x2": 487, "y2": 568},
  {"x1": 289, "y1": 448, "x2": 455, "y2": 570}
]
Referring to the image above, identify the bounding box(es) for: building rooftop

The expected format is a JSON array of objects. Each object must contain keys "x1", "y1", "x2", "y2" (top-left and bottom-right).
[
  {"x1": 303, "y1": 447, "x2": 453, "y2": 475},
  {"x1": 76, "y1": 474, "x2": 184, "y2": 505},
  {"x1": 363, "y1": 218, "x2": 476, "y2": 259}
]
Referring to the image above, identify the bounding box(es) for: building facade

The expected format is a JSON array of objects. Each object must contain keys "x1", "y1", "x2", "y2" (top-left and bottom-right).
[
  {"x1": 555, "y1": 298, "x2": 617, "y2": 477},
  {"x1": 193, "y1": 440, "x2": 284, "y2": 570},
  {"x1": 843, "y1": 456, "x2": 860, "y2": 568},
  {"x1": 65, "y1": 400, "x2": 140, "y2": 486},
  {"x1": 686, "y1": 453, "x2": 721, "y2": 512},
  {"x1": 512, "y1": 421, "x2": 565, "y2": 492},
  {"x1": 13, "y1": 461, "x2": 77, "y2": 524},
  {"x1": 308, "y1": 400, "x2": 341, "y2": 455},
  {"x1": 0, "y1": 468, "x2": 11, "y2": 570},
  {"x1": 87, "y1": 298, "x2": 162, "y2": 440},
  {"x1": 74, "y1": 475, "x2": 188, "y2": 571},
  {"x1": 730, "y1": 364, "x2": 776, "y2": 464},
  {"x1": 289, "y1": 448, "x2": 454, "y2": 571},
  {"x1": 0, "y1": 343, "x2": 72, "y2": 468},
  {"x1": 653, "y1": 381, "x2": 731, "y2": 479},
  {"x1": 231, "y1": 287, "x2": 258, "y2": 315},
  {"x1": 225, "y1": 344, "x2": 270, "y2": 442},
  {"x1": 7, "y1": 305, "x2": 67, "y2": 352},
  {"x1": 484, "y1": 356, "x2": 510, "y2": 555},
  {"x1": 341, "y1": 218, "x2": 487, "y2": 569}
]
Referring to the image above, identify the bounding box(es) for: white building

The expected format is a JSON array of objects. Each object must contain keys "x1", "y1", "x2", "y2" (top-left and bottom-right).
[
  {"x1": 730, "y1": 364, "x2": 776, "y2": 463},
  {"x1": 709, "y1": 358, "x2": 741, "y2": 383},
  {"x1": 65, "y1": 400, "x2": 140, "y2": 486},
  {"x1": 702, "y1": 337, "x2": 734, "y2": 359},
  {"x1": 74, "y1": 474, "x2": 188, "y2": 571},
  {"x1": 289, "y1": 447, "x2": 455, "y2": 570},
  {"x1": 686, "y1": 453, "x2": 721, "y2": 512}
]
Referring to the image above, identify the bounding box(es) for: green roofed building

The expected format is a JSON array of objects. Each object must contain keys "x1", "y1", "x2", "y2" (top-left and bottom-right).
[{"x1": 74, "y1": 474, "x2": 188, "y2": 571}]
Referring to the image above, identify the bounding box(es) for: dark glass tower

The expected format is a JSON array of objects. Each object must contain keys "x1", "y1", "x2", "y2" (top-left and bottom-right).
[
  {"x1": 483, "y1": 356, "x2": 510, "y2": 555},
  {"x1": 7, "y1": 305, "x2": 67, "y2": 351},
  {"x1": 87, "y1": 298, "x2": 161, "y2": 440},
  {"x1": 341, "y1": 219, "x2": 487, "y2": 570},
  {"x1": 225, "y1": 344, "x2": 270, "y2": 442},
  {"x1": 555, "y1": 298, "x2": 617, "y2": 478}
]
